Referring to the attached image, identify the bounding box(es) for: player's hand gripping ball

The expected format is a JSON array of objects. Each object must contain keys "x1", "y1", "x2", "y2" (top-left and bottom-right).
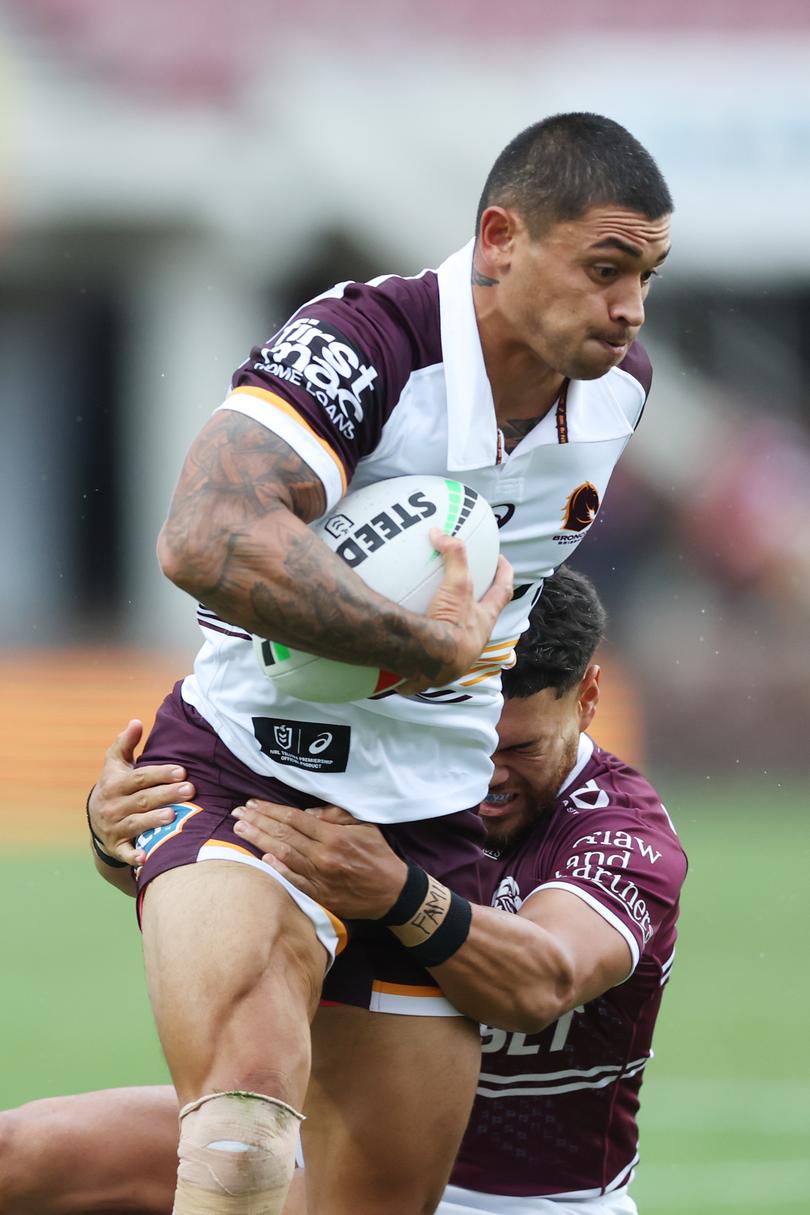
[{"x1": 253, "y1": 475, "x2": 500, "y2": 702}]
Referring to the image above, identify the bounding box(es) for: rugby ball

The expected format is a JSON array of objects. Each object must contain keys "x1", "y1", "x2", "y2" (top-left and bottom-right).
[{"x1": 253, "y1": 475, "x2": 500, "y2": 702}]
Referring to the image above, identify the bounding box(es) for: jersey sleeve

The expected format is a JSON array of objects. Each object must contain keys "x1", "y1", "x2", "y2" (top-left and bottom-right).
[
  {"x1": 531, "y1": 789, "x2": 686, "y2": 975},
  {"x1": 218, "y1": 275, "x2": 439, "y2": 510}
]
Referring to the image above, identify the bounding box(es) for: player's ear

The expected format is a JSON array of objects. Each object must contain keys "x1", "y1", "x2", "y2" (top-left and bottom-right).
[
  {"x1": 477, "y1": 206, "x2": 519, "y2": 266},
  {"x1": 577, "y1": 665, "x2": 601, "y2": 731}
]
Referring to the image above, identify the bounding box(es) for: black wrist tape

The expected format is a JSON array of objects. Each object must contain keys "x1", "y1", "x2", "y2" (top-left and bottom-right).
[
  {"x1": 380, "y1": 861, "x2": 473, "y2": 967},
  {"x1": 377, "y1": 861, "x2": 430, "y2": 926},
  {"x1": 404, "y1": 891, "x2": 472, "y2": 968},
  {"x1": 89, "y1": 832, "x2": 129, "y2": 868},
  {"x1": 86, "y1": 787, "x2": 128, "y2": 869}
]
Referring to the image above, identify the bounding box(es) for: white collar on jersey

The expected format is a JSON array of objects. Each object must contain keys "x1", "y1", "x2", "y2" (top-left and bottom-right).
[
  {"x1": 557, "y1": 733, "x2": 596, "y2": 797},
  {"x1": 437, "y1": 241, "x2": 641, "y2": 464},
  {"x1": 437, "y1": 240, "x2": 500, "y2": 471}
]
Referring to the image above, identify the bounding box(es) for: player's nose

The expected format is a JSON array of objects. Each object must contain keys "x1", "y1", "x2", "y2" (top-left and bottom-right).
[
  {"x1": 609, "y1": 281, "x2": 645, "y2": 330},
  {"x1": 489, "y1": 758, "x2": 510, "y2": 786}
]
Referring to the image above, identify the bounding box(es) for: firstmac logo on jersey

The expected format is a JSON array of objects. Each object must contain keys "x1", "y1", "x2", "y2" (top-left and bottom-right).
[{"x1": 256, "y1": 317, "x2": 378, "y2": 440}]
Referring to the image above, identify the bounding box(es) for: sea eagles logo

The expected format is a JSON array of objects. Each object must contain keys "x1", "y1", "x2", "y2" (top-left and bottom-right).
[
  {"x1": 561, "y1": 482, "x2": 600, "y2": 532},
  {"x1": 492, "y1": 876, "x2": 523, "y2": 913}
]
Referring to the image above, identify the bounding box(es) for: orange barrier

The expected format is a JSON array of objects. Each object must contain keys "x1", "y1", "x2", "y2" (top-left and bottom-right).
[
  {"x1": 0, "y1": 649, "x2": 191, "y2": 848},
  {"x1": 586, "y1": 646, "x2": 645, "y2": 772},
  {"x1": 0, "y1": 647, "x2": 643, "y2": 849}
]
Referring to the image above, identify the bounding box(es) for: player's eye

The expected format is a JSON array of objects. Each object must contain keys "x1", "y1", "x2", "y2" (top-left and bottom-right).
[
  {"x1": 591, "y1": 264, "x2": 619, "y2": 281},
  {"x1": 641, "y1": 268, "x2": 661, "y2": 284}
]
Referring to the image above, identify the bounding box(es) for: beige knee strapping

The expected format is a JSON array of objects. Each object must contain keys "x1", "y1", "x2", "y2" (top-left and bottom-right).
[{"x1": 173, "y1": 1090, "x2": 304, "y2": 1215}]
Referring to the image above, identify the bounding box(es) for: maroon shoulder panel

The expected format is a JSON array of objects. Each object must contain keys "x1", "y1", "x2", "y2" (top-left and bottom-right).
[
  {"x1": 231, "y1": 272, "x2": 441, "y2": 483},
  {"x1": 618, "y1": 339, "x2": 652, "y2": 411}
]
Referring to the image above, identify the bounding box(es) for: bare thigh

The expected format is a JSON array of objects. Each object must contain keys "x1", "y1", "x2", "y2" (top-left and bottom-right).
[
  {"x1": 303, "y1": 1004, "x2": 481, "y2": 1215},
  {"x1": 0, "y1": 1086, "x2": 178, "y2": 1215},
  {"x1": 141, "y1": 860, "x2": 326, "y2": 1107}
]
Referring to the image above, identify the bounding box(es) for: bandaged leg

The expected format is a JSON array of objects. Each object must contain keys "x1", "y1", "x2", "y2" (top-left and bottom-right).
[{"x1": 173, "y1": 1090, "x2": 303, "y2": 1215}]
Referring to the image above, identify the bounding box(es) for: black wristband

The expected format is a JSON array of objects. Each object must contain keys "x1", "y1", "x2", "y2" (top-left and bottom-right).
[
  {"x1": 377, "y1": 862, "x2": 429, "y2": 926},
  {"x1": 379, "y1": 860, "x2": 473, "y2": 967},
  {"x1": 404, "y1": 891, "x2": 473, "y2": 968},
  {"x1": 86, "y1": 787, "x2": 128, "y2": 869}
]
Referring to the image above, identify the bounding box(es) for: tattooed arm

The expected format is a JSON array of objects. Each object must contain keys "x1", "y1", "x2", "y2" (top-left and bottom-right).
[{"x1": 157, "y1": 410, "x2": 512, "y2": 684}]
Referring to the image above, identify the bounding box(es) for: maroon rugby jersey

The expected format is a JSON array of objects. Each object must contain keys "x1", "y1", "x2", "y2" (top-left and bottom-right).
[{"x1": 450, "y1": 735, "x2": 687, "y2": 1200}]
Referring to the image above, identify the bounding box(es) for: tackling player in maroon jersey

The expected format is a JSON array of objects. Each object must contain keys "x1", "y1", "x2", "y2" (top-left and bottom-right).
[{"x1": 0, "y1": 568, "x2": 686, "y2": 1215}]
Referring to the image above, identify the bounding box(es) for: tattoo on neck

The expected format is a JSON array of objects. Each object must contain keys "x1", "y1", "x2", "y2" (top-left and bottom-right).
[
  {"x1": 472, "y1": 268, "x2": 499, "y2": 287},
  {"x1": 500, "y1": 415, "x2": 541, "y2": 453}
]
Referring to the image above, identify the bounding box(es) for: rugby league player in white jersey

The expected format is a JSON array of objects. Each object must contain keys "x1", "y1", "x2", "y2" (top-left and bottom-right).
[{"x1": 89, "y1": 115, "x2": 672, "y2": 1213}]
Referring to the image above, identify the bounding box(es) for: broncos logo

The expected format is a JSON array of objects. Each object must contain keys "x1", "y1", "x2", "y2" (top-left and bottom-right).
[{"x1": 561, "y1": 482, "x2": 600, "y2": 532}]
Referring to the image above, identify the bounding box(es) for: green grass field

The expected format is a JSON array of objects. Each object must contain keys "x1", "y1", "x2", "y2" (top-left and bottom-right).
[{"x1": 2, "y1": 780, "x2": 809, "y2": 1214}]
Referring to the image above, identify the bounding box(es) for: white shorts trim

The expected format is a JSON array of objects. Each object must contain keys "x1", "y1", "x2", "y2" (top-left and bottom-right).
[
  {"x1": 196, "y1": 841, "x2": 343, "y2": 964},
  {"x1": 368, "y1": 979, "x2": 463, "y2": 1017},
  {"x1": 437, "y1": 1183, "x2": 638, "y2": 1214}
]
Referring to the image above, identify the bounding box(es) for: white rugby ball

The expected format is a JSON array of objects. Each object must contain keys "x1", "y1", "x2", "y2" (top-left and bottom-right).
[{"x1": 253, "y1": 475, "x2": 500, "y2": 702}]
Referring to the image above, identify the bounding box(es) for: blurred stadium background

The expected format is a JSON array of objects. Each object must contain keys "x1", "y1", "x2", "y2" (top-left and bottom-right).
[{"x1": 1, "y1": 2, "x2": 808, "y2": 1212}]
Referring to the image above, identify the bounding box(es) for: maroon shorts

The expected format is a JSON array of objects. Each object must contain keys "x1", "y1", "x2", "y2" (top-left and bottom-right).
[{"x1": 135, "y1": 683, "x2": 484, "y2": 1015}]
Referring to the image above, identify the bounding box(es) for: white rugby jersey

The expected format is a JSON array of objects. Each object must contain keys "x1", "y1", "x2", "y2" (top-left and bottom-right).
[{"x1": 181, "y1": 241, "x2": 652, "y2": 823}]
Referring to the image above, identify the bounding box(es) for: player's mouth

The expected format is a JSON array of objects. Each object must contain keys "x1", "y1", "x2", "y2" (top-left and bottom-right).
[
  {"x1": 479, "y1": 790, "x2": 518, "y2": 819},
  {"x1": 595, "y1": 336, "x2": 629, "y2": 358}
]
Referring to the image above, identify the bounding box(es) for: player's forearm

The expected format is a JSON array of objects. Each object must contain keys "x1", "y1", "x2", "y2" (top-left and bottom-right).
[
  {"x1": 90, "y1": 846, "x2": 138, "y2": 896},
  {"x1": 157, "y1": 412, "x2": 454, "y2": 681},
  {"x1": 423, "y1": 906, "x2": 576, "y2": 1034},
  {"x1": 161, "y1": 506, "x2": 454, "y2": 681},
  {"x1": 230, "y1": 804, "x2": 575, "y2": 1032}
]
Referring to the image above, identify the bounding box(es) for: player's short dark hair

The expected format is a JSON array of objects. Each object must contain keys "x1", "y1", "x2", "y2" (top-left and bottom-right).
[
  {"x1": 503, "y1": 567, "x2": 607, "y2": 700},
  {"x1": 475, "y1": 112, "x2": 673, "y2": 238}
]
